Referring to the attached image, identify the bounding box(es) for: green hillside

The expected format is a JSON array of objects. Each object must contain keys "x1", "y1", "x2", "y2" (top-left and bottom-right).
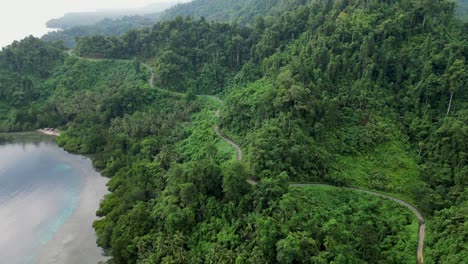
[
  {"x1": 1, "y1": 0, "x2": 467, "y2": 263},
  {"x1": 161, "y1": 0, "x2": 304, "y2": 25},
  {"x1": 41, "y1": 0, "x2": 468, "y2": 49}
]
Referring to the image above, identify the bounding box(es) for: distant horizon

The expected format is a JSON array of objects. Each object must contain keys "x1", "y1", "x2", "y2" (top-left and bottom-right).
[{"x1": 0, "y1": 0, "x2": 189, "y2": 48}]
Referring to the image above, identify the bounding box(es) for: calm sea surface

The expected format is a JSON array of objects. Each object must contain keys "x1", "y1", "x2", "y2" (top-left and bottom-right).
[{"x1": 0, "y1": 133, "x2": 91, "y2": 263}]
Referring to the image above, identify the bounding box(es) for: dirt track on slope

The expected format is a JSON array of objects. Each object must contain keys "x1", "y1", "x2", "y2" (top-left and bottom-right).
[
  {"x1": 208, "y1": 90, "x2": 425, "y2": 264},
  {"x1": 109, "y1": 60, "x2": 427, "y2": 264}
]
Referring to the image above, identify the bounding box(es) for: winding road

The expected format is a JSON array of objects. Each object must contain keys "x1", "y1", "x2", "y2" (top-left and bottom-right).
[
  {"x1": 213, "y1": 107, "x2": 426, "y2": 264},
  {"x1": 76, "y1": 58, "x2": 427, "y2": 263},
  {"x1": 140, "y1": 62, "x2": 426, "y2": 263},
  {"x1": 214, "y1": 110, "x2": 243, "y2": 162},
  {"x1": 142, "y1": 63, "x2": 155, "y2": 89}
]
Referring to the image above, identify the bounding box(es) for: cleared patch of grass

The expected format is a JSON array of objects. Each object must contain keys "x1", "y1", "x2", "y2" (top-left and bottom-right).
[{"x1": 333, "y1": 140, "x2": 422, "y2": 203}]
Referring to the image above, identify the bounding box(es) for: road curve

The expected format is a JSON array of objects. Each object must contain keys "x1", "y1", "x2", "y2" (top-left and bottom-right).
[
  {"x1": 141, "y1": 63, "x2": 155, "y2": 88},
  {"x1": 142, "y1": 61, "x2": 425, "y2": 264},
  {"x1": 209, "y1": 91, "x2": 425, "y2": 264},
  {"x1": 348, "y1": 187, "x2": 425, "y2": 264},
  {"x1": 291, "y1": 184, "x2": 425, "y2": 264},
  {"x1": 214, "y1": 124, "x2": 243, "y2": 161}
]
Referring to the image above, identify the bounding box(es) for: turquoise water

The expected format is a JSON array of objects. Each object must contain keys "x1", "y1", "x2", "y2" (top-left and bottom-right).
[{"x1": 0, "y1": 133, "x2": 85, "y2": 263}]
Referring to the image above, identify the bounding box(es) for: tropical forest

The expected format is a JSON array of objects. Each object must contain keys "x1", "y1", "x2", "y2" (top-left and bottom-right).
[{"x1": 0, "y1": 0, "x2": 466, "y2": 263}]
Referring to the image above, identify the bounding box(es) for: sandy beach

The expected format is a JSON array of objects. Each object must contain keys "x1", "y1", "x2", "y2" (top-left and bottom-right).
[
  {"x1": 35, "y1": 156, "x2": 109, "y2": 264},
  {"x1": 37, "y1": 128, "x2": 60, "y2": 136}
]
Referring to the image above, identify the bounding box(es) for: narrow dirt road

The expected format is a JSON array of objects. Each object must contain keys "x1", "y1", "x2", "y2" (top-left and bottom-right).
[
  {"x1": 207, "y1": 87, "x2": 425, "y2": 264},
  {"x1": 349, "y1": 187, "x2": 425, "y2": 264},
  {"x1": 142, "y1": 63, "x2": 242, "y2": 161},
  {"x1": 214, "y1": 124, "x2": 243, "y2": 161},
  {"x1": 142, "y1": 62, "x2": 425, "y2": 264},
  {"x1": 141, "y1": 63, "x2": 155, "y2": 88},
  {"x1": 291, "y1": 184, "x2": 425, "y2": 263}
]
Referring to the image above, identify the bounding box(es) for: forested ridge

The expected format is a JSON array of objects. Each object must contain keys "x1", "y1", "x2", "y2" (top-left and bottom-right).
[
  {"x1": 163, "y1": 0, "x2": 468, "y2": 23},
  {"x1": 40, "y1": 0, "x2": 468, "y2": 49},
  {"x1": 0, "y1": 0, "x2": 467, "y2": 263}
]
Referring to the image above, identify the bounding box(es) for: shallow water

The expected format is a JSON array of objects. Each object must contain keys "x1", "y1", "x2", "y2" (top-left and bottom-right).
[{"x1": 0, "y1": 133, "x2": 105, "y2": 263}]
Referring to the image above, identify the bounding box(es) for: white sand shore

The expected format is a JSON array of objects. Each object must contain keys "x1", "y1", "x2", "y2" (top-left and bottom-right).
[
  {"x1": 37, "y1": 129, "x2": 60, "y2": 136},
  {"x1": 35, "y1": 156, "x2": 109, "y2": 264}
]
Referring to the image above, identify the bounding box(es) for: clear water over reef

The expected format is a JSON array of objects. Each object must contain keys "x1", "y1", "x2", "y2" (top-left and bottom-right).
[{"x1": 0, "y1": 133, "x2": 107, "y2": 264}]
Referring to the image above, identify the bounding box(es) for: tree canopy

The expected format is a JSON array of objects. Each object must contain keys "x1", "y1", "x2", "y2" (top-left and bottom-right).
[{"x1": 0, "y1": 0, "x2": 466, "y2": 263}]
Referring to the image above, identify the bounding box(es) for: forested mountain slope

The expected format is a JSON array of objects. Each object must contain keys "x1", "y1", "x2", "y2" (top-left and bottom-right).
[
  {"x1": 161, "y1": 0, "x2": 306, "y2": 25},
  {"x1": 41, "y1": 0, "x2": 309, "y2": 49},
  {"x1": 0, "y1": 0, "x2": 467, "y2": 263},
  {"x1": 73, "y1": 0, "x2": 468, "y2": 260},
  {"x1": 41, "y1": 0, "x2": 468, "y2": 49},
  {"x1": 0, "y1": 37, "x2": 65, "y2": 131}
]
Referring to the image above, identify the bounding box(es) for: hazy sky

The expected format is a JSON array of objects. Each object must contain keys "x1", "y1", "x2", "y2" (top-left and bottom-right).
[{"x1": 0, "y1": 0, "x2": 176, "y2": 48}]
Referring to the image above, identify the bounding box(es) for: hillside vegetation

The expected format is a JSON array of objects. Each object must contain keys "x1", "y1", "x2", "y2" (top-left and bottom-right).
[
  {"x1": 41, "y1": 0, "x2": 468, "y2": 49},
  {"x1": 0, "y1": 0, "x2": 467, "y2": 263}
]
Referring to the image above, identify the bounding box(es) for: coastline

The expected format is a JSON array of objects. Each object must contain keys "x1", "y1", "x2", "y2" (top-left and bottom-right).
[
  {"x1": 37, "y1": 128, "x2": 60, "y2": 136},
  {"x1": 35, "y1": 155, "x2": 109, "y2": 264}
]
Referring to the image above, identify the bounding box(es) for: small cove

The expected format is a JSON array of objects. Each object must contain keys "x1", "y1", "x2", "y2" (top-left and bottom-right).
[{"x1": 0, "y1": 132, "x2": 107, "y2": 264}]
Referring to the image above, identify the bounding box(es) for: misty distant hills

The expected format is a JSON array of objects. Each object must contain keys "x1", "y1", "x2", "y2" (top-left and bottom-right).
[
  {"x1": 457, "y1": 0, "x2": 468, "y2": 19},
  {"x1": 46, "y1": 1, "x2": 189, "y2": 30}
]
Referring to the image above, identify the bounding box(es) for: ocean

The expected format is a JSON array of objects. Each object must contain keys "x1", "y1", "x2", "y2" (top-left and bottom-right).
[{"x1": 0, "y1": 133, "x2": 107, "y2": 263}]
